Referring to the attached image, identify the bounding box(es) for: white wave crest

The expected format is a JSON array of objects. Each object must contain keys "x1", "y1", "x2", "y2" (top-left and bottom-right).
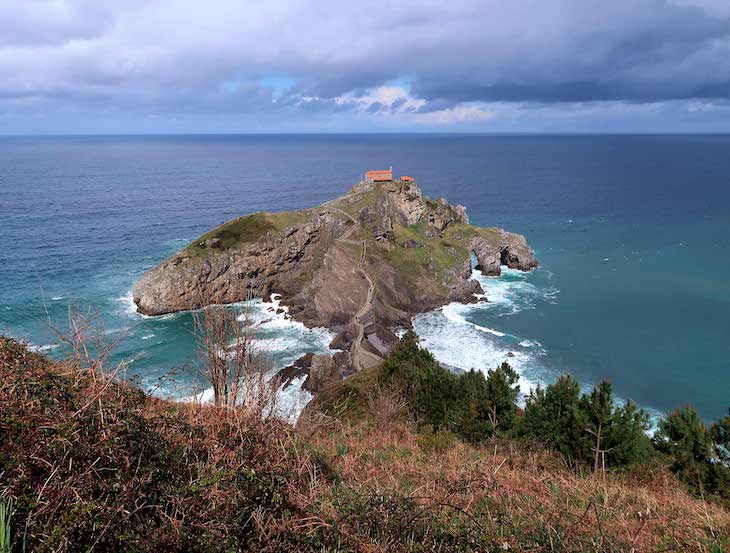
[
  {"x1": 238, "y1": 293, "x2": 335, "y2": 367},
  {"x1": 28, "y1": 343, "x2": 60, "y2": 353},
  {"x1": 469, "y1": 267, "x2": 559, "y2": 317},
  {"x1": 442, "y1": 303, "x2": 507, "y2": 337},
  {"x1": 413, "y1": 308, "x2": 541, "y2": 397},
  {"x1": 183, "y1": 373, "x2": 313, "y2": 424}
]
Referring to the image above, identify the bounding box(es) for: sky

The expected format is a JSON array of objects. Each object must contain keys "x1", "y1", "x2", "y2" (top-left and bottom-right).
[{"x1": 2, "y1": 0, "x2": 730, "y2": 134}]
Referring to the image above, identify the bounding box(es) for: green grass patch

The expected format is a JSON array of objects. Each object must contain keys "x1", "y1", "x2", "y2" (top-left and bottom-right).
[
  {"x1": 383, "y1": 221, "x2": 469, "y2": 293},
  {"x1": 334, "y1": 189, "x2": 382, "y2": 219},
  {"x1": 310, "y1": 365, "x2": 383, "y2": 422},
  {"x1": 185, "y1": 209, "x2": 315, "y2": 256},
  {"x1": 443, "y1": 223, "x2": 501, "y2": 246}
]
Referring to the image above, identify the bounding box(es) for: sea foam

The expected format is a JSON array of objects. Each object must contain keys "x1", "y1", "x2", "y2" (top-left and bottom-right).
[{"x1": 413, "y1": 266, "x2": 558, "y2": 399}]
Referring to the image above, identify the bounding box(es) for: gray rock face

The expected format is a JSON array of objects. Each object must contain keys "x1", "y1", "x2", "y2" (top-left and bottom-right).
[
  {"x1": 303, "y1": 354, "x2": 340, "y2": 394},
  {"x1": 385, "y1": 181, "x2": 425, "y2": 225},
  {"x1": 470, "y1": 230, "x2": 538, "y2": 276},
  {"x1": 133, "y1": 180, "x2": 538, "y2": 367},
  {"x1": 426, "y1": 197, "x2": 469, "y2": 231},
  {"x1": 133, "y1": 211, "x2": 343, "y2": 316}
]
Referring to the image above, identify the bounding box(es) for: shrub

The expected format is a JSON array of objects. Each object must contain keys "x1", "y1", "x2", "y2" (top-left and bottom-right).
[
  {"x1": 0, "y1": 337, "x2": 315, "y2": 552},
  {"x1": 416, "y1": 425, "x2": 457, "y2": 454},
  {"x1": 381, "y1": 332, "x2": 519, "y2": 442},
  {"x1": 655, "y1": 405, "x2": 730, "y2": 501}
]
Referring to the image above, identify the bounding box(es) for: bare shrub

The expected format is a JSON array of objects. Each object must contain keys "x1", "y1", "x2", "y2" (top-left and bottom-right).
[
  {"x1": 191, "y1": 290, "x2": 281, "y2": 420},
  {"x1": 47, "y1": 301, "x2": 121, "y2": 378}
]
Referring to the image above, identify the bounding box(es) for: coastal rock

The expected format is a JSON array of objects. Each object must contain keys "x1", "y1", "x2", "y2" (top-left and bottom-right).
[
  {"x1": 302, "y1": 354, "x2": 340, "y2": 394},
  {"x1": 427, "y1": 198, "x2": 469, "y2": 232},
  {"x1": 470, "y1": 230, "x2": 537, "y2": 276},
  {"x1": 133, "y1": 179, "x2": 537, "y2": 373},
  {"x1": 384, "y1": 180, "x2": 426, "y2": 225},
  {"x1": 274, "y1": 352, "x2": 315, "y2": 389}
]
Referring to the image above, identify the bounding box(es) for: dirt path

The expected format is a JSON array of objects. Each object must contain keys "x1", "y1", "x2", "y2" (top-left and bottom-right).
[{"x1": 327, "y1": 206, "x2": 382, "y2": 371}]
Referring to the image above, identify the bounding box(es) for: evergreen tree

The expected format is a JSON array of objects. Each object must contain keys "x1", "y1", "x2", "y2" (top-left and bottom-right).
[
  {"x1": 603, "y1": 400, "x2": 652, "y2": 467},
  {"x1": 655, "y1": 405, "x2": 711, "y2": 466},
  {"x1": 708, "y1": 410, "x2": 730, "y2": 498},
  {"x1": 656, "y1": 406, "x2": 730, "y2": 500},
  {"x1": 450, "y1": 370, "x2": 492, "y2": 442},
  {"x1": 451, "y1": 363, "x2": 520, "y2": 442},
  {"x1": 381, "y1": 331, "x2": 458, "y2": 430},
  {"x1": 523, "y1": 377, "x2": 651, "y2": 468},
  {"x1": 655, "y1": 405, "x2": 713, "y2": 495},
  {"x1": 484, "y1": 362, "x2": 520, "y2": 434},
  {"x1": 521, "y1": 375, "x2": 584, "y2": 462},
  {"x1": 381, "y1": 332, "x2": 520, "y2": 442},
  {"x1": 580, "y1": 380, "x2": 616, "y2": 470},
  {"x1": 710, "y1": 409, "x2": 730, "y2": 465}
]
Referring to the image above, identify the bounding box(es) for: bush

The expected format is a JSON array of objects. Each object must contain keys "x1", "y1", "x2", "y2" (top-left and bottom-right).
[
  {"x1": 416, "y1": 425, "x2": 457, "y2": 454},
  {"x1": 655, "y1": 405, "x2": 730, "y2": 501},
  {"x1": 381, "y1": 332, "x2": 519, "y2": 442}
]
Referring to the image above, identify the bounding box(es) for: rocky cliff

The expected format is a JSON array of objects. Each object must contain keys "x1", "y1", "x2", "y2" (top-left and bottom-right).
[{"x1": 133, "y1": 180, "x2": 537, "y2": 371}]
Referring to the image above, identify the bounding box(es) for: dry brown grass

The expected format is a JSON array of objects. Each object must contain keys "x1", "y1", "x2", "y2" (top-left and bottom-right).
[
  {"x1": 0, "y1": 337, "x2": 325, "y2": 551},
  {"x1": 302, "y1": 413, "x2": 730, "y2": 552}
]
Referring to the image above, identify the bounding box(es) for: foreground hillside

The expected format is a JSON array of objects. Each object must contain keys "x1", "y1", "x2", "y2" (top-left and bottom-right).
[{"x1": 1, "y1": 336, "x2": 728, "y2": 552}]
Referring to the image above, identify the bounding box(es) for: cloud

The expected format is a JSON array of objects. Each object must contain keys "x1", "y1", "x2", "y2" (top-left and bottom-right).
[
  {"x1": 1, "y1": 0, "x2": 730, "y2": 131},
  {"x1": 304, "y1": 85, "x2": 493, "y2": 124}
]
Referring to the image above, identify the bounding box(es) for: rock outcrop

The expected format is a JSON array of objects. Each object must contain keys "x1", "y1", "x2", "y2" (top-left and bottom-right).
[
  {"x1": 133, "y1": 179, "x2": 537, "y2": 371},
  {"x1": 470, "y1": 230, "x2": 538, "y2": 276}
]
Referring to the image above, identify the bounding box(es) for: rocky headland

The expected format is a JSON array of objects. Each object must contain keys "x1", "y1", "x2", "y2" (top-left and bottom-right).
[{"x1": 133, "y1": 179, "x2": 537, "y2": 382}]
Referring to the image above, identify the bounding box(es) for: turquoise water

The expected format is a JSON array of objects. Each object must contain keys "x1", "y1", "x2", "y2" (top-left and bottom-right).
[{"x1": 2, "y1": 134, "x2": 729, "y2": 420}]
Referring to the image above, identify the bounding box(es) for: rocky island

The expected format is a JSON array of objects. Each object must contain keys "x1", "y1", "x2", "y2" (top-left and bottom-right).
[{"x1": 133, "y1": 178, "x2": 537, "y2": 386}]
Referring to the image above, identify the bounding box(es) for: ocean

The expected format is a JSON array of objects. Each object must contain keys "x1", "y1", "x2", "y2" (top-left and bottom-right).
[{"x1": 2, "y1": 134, "x2": 729, "y2": 422}]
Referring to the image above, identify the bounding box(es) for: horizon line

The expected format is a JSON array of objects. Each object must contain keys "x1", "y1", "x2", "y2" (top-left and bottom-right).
[{"x1": 2, "y1": 131, "x2": 730, "y2": 138}]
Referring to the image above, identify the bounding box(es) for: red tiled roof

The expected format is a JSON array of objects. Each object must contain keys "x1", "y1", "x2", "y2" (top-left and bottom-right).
[
  {"x1": 401, "y1": 175, "x2": 414, "y2": 181},
  {"x1": 366, "y1": 169, "x2": 392, "y2": 175}
]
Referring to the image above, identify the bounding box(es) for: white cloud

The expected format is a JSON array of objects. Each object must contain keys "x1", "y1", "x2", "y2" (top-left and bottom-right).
[
  {"x1": 330, "y1": 86, "x2": 425, "y2": 112},
  {"x1": 412, "y1": 104, "x2": 495, "y2": 124}
]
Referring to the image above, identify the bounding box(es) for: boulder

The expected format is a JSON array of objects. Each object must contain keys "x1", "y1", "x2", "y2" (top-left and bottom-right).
[{"x1": 302, "y1": 354, "x2": 341, "y2": 394}]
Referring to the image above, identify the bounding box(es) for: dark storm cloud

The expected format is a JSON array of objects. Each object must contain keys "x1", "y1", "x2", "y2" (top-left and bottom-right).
[
  {"x1": 2, "y1": 0, "x2": 730, "y2": 128},
  {"x1": 411, "y1": 79, "x2": 730, "y2": 104}
]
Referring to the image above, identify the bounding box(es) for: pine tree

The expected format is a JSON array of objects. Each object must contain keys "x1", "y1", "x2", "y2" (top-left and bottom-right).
[
  {"x1": 655, "y1": 405, "x2": 712, "y2": 495},
  {"x1": 710, "y1": 409, "x2": 730, "y2": 465},
  {"x1": 580, "y1": 380, "x2": 615, "y2": 471},
  {"x1": 521, "y1": 375, "x2": 584, "y2": 462},
  {"x1": 522, "y1": 377, "x2": 651, "y2": 468}
]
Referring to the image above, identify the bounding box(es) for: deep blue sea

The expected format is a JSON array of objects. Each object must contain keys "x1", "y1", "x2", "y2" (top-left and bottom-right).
[{"x1": 2, "y1": 134, "x2": 729, "y2": 421}]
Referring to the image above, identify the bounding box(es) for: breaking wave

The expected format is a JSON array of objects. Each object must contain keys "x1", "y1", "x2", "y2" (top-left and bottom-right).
[{"x1": 414, "y1": 266, "x2": 558, "y2": 401}]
